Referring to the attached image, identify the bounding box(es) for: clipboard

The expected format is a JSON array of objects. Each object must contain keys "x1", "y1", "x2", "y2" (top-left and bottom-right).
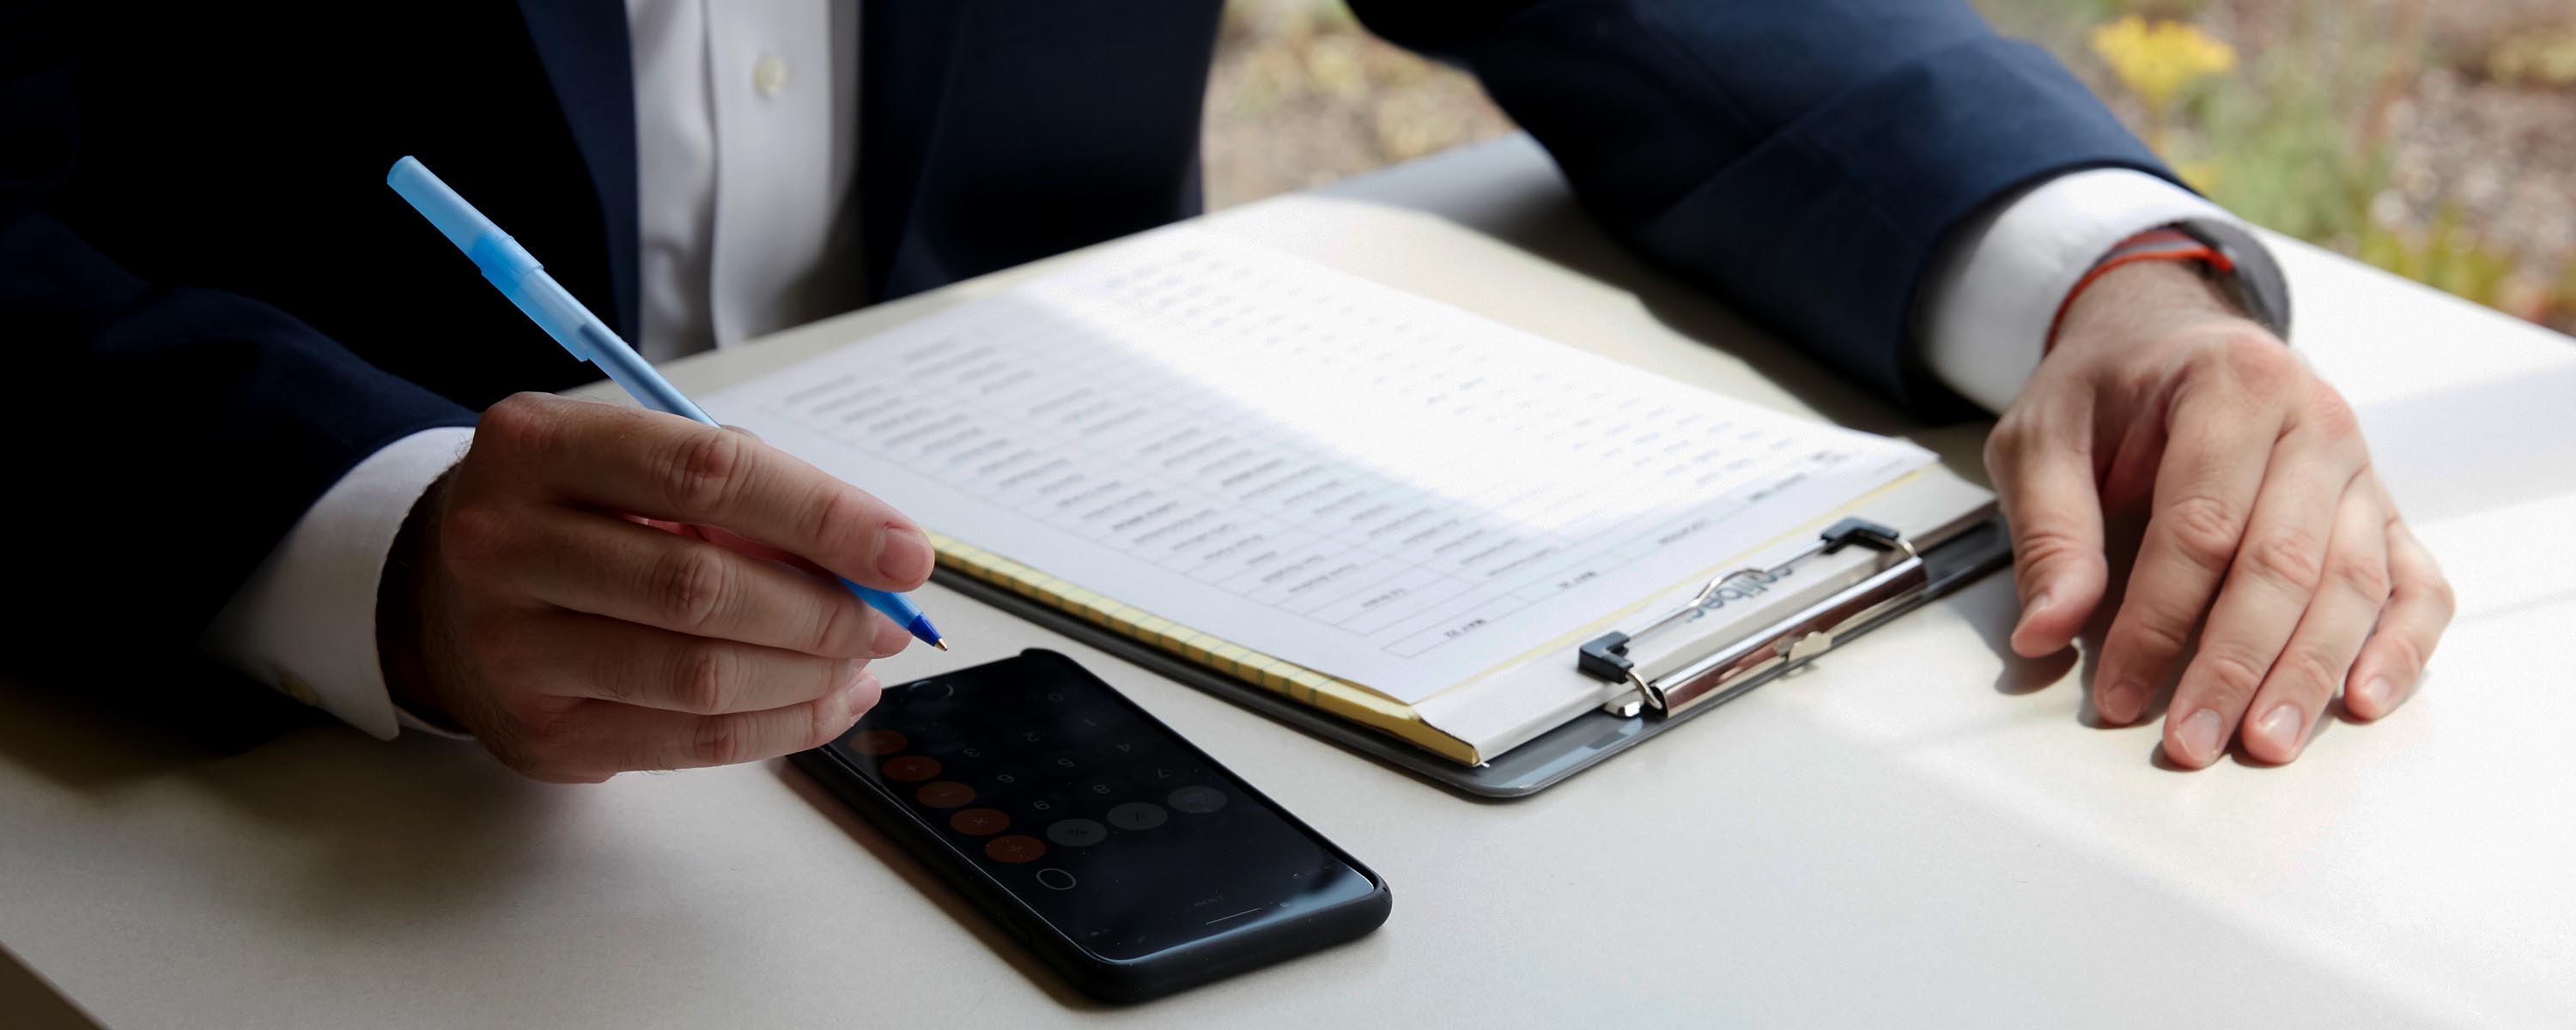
[
  {"x1": 707, "y1": 223, "x2": 2019, "y2": 798},
  {"x1": 930, "y1": 507, "x2": 2009, "y2": 799}
]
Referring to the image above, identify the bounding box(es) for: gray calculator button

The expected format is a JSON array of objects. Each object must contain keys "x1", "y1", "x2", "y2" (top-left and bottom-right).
[
  {"x1": 1046, "y1": 818, "x2": 1109, "y2": 846},
  {"x1": 1105, "y1": 802, "x2": 1168, "y2": 831},
  {"x1": 903, "y1": 679, "x2": 953, "y2": 698},
  {"x1": 1167, "y1": 785, "x2": 1227, "y2": 814}
]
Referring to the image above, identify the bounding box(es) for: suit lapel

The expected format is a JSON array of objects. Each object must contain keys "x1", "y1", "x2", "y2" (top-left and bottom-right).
[
  {"x1": 514, "y1": 0, "x2": 641, "y2": 337},
  {"x1": 858, "y1": 0, "x2": 973, "y2": 300}
]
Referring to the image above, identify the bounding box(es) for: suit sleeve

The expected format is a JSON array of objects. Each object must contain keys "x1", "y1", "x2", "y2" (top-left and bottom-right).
[
  {"x1": 3, "y1": 4, "x2": 473, "y2": 688},
  {"x1": 1348, "y1": 0, "x2": 2177, "y2": 415}
]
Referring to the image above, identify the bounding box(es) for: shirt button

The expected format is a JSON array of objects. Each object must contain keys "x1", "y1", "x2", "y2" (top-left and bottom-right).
[{"x1": 752, "y1": 55, "x2": 789, "y2": 97}]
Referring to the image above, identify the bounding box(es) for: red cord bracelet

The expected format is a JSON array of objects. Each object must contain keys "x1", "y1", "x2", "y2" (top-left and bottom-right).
[{"x1": 2044, "y1": 227, "x2": 2235, "y2": 351}]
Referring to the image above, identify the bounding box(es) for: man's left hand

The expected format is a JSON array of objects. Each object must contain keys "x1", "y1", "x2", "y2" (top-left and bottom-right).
[{"x1": 1986, "y1": 260, "x2": 2455, "y2": 767}]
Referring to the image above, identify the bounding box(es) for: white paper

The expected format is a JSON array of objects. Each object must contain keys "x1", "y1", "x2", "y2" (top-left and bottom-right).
[{"x1": 707, "y1": 227, "x2": 1933, "y2": 702}]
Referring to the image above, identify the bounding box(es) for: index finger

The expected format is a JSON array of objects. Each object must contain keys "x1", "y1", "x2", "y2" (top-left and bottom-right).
[
  {"x1": 504, "y1": 397, "x2": 935, "y2": 590},
  {"x1": 1986, "y1": 403, "x2": 2110, "y2": 657}
]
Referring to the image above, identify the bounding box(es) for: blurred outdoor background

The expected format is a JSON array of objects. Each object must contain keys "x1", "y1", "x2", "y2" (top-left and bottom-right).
[{"x1": 1202, "y1": 0, "x2": 2576, "y2": 336}]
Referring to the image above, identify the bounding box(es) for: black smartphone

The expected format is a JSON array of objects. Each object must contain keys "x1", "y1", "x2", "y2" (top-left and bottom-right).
[{"x1": 791, "y1": 649, "x2": 1390, "y2": 1003}]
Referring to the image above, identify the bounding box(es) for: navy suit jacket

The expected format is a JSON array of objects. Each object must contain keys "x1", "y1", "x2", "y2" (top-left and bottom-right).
[{"x1": 3, "y1": 1, "x2": 2169, "y2": 692}]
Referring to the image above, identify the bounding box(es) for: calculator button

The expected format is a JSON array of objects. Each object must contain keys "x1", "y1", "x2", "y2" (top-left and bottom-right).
[
  {"x1": 881, "y1": 755, "x2": 941, "y2": 782},
  {"x1": 1040, "y1": 751, "x2": 1084, "y2": 773},
  {"x1": 1078, "y1": 780, "x2": 1119, "y2": 800},
  {"x1": 845, "y1": 730, "x2": 908, "y2": 755},
  {"x1": 1106, "y1": 802, "x2": 1168, "y2": 831},
  {"x1": 899, "y1": 678, "x2": 954, "y2": 699},
  {"x1": 1045, "y1": 818, "x2": 1109, "y2": 847},
  {"x1": 985, "y1": 835, "x2": 1047, "y2": 863},
  {"x1": 1135, "y1": 765, "x2": 1193, "y2": 791},
  {"x1": 914, "y1": 781, "x2": 975, "y2": 809},
  {"x1": 1036, "y1": 868, "x2": 1078, "y2": 891},
  {"x1": 982, "y1": 768, "x2": 1032, "y2": 792},
  {"x1": 948, "y1": 808, "x2": 1010, "y2": 836},
  {"x1": 1024, "y1": 793, "x2": 1073, "y2": 816},
  {"x1": 901, "y1": 724, "x2": 963, "y2": 753},
  {"x1": 1064, "y1": 712, "x2": 1115, "y2": 737},
  {"x1": 1167, "y1": 785, "x2": 1227, "y2": 814}
]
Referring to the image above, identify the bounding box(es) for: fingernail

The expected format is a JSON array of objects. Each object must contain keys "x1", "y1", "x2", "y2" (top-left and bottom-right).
[
  {"x1": 875, "y1": 527, "x2": 934, "y2": 582},
  {"x1": 2350, "y1": 676, "x2": 2391, "y2": 715},
  {"x1": 2178, "y1": 708, "x2": 2224, "y2": 766},
  {"x1": 840, "y1": 671, "x2": 882, "y2": 714},
  {"x1": 2099, "y1": 678, "x2": 2145, "y2": 724},
  {"x1": 2251, "y1": 703, "x2": 2304, "y2": 756},
  {"x1": 2016, "y1": 591, "x2": 2053, "y2": 633}
]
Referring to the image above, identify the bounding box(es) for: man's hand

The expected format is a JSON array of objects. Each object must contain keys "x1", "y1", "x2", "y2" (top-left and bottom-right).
[
  {"x1": 379, "y1": 393, "x2": 937, "y2": 782},
  {"x1": 1989, "y1": 262, "x2": 2454, "y2": 767}
]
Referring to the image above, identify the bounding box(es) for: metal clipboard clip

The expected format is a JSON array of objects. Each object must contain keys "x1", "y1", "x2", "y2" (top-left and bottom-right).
[{"x1": 1577, "y1": 518, "x2": 1929, "y2": 718}]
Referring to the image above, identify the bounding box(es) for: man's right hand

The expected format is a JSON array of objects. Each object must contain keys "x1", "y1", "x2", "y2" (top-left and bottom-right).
[{"x1": 379, "y1": 392, "x2": 937, "y2": 783}]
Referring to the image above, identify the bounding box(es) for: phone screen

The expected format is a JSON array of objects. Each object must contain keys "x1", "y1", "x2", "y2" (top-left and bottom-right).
[{"x1": 831, "y1": 652, "x2": 1381, "y2": 962}]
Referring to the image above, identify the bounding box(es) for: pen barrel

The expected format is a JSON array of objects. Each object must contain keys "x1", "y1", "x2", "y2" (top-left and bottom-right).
[
  {"x1": 586, "y1": 333, "x2": 715, "y2": 424},
  {"x1": 846, "y1": 580, "x2": 925, "y2": 621},
  {"x1": 486, "y1": 265, "x2": 598, "y2": 362}
]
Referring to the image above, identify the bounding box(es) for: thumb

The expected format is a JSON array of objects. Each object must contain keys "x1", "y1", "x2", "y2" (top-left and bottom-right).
[{"x1": 1986, "y1": 415, "x2": 2109, "y2": 657}]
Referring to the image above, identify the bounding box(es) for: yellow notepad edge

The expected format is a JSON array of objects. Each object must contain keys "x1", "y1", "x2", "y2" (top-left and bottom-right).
[
  {"x1": 927, "y1": 466, "x2": 1947, "y2": 768},
  {"x1": 927, "y1": 531, "x2": 1482, "y2": 765}
]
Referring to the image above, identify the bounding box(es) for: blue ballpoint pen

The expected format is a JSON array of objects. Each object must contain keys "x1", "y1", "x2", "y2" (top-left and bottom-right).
[{"x1": 386, "y1": 155, "x2": 947, "y2": 651}]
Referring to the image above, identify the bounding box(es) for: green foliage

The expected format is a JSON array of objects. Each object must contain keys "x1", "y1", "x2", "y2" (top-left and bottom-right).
[
  {"x1": 2187, "y1": 53, "x2": 2385, "y2": 245},
  {"x1": 2113, "y1": 0, "x2": 2213, "y2": 18},
  {"x1": 2559, "y1": 262, "x2": 2576, "y2": 324},
  {"x1": 1977, "y1": 0, "x2": 2568, "y2": 332},
  {"x1": 2357, "y1": 208, "x2": 2520, "y2": 307}
]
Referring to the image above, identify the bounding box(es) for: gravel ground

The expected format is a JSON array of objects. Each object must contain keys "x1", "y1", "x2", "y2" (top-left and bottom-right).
[
  {"x1": 1200, "y1": 2, "x2": 1511, "y2": 209},
  {"x1": 2384, "y1": 67, "x2": 2576, "y2": 318}
]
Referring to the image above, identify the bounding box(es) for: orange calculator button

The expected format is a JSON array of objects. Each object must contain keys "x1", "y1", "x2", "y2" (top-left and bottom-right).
[
  {"x1": 948, "y1": 808, "x2": 1010, "y2": 836},
  {"x1": 914, "y1": 781, "x2": 975, "y2": 809},
  {"x1": 848, "y1": 730, "x2": 908, "y2": 755},
  {"x1": 881, "y1": 755, "x2": 940, "y2": 782},
  {"x1": 984, "y1": 835, "x2": 1047, "y2": 863}
]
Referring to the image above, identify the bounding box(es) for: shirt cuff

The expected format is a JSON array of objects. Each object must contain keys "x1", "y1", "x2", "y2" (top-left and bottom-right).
[
  {"x1": 198, "y1": 427, "x2": 473, "y2": 740},
  {"x1": 1917, "y1": 167, "x2": 2248, "y2": 414}
]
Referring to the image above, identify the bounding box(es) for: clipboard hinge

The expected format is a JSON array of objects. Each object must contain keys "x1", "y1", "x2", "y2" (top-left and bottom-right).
[{"x1": 1581, "y1": 518, "x2": 1926, "y2": 718}]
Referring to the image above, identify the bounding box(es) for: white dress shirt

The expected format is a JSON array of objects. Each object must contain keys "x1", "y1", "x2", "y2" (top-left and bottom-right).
[{"x1": 199, "y1": 5, "x2": 2260, "y2": 737}]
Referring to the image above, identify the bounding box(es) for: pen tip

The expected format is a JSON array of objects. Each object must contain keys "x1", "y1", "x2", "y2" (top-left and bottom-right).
[{"x1": 933, "y1": 639, "x2": 951, "y2": 651}]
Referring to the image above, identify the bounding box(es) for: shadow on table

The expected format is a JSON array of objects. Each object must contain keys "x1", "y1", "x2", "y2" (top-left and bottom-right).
[
  {"x1": 0, "y1": 664, "x2": 316, "y2": 791},
  {"x1": 0, "y1": 668, "x2": 587, "y2": 933},
  {"x1": 0, "y1": 941, "x2": 105, "y2": 1030},
  {"x1": 1920, "y1": 482, "x2": 2354, "y2": 772}
]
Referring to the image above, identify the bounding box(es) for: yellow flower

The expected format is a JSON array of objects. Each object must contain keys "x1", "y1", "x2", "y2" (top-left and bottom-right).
[{"x1": 2090, "y1": 15, "x2": 2238, "y2": 111}]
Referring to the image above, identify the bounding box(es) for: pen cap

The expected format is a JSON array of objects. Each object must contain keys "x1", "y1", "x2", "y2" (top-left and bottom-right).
[
  {"x1": 386, "y1": 155, "x2": 589, "y2": 361},
  {"x1": 386, "y1": 154, "x2": 543, "y2": 284},
  {"x1": 386, "y1": 157, "x2": 500, "y2": 254}
]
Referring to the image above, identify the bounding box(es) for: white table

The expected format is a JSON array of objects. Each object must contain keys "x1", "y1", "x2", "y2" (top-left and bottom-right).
[{"x1": 8, "y1": 136, "x2": 2573, "y2": 1028}]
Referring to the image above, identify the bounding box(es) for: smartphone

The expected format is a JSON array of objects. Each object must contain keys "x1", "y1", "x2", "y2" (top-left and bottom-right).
[{"x1": 791, "y1": 649, "x2": 1390, "y2": 1003}]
